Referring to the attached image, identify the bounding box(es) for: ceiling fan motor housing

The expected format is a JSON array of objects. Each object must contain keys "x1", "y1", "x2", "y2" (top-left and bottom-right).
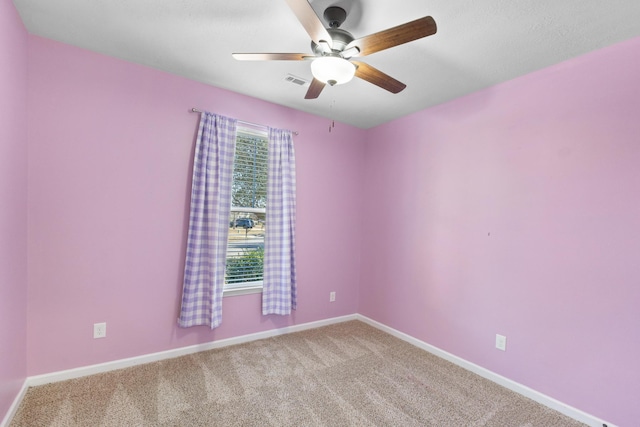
[{"x1": 311, "y1": 28, "x2": 354, "y2": 55}]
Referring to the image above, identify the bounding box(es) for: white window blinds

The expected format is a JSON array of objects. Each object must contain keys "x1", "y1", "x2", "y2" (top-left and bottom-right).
[{"x1": 225, "y1": 129, "x2": 268, "y2": 289}]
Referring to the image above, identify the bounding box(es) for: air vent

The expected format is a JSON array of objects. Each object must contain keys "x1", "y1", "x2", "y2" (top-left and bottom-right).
[{"x1": 284, "y1": 74, "x2": 309, "y2": 87}]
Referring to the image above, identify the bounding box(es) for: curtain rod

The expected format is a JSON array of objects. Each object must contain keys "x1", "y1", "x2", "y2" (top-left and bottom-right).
[{"x1": 190, "y1": 108, "x2": 298, "y2": 136}]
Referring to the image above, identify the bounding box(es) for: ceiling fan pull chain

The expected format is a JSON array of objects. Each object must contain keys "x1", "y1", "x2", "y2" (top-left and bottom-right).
[{"x1": 329, "y1": 100, "x2": 336, "y2": 133}]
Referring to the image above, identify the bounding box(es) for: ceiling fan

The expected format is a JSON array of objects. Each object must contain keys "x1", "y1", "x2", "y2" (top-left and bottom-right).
[{"x1": 232, "y1": 0, "x2": 437, "y2": 99}]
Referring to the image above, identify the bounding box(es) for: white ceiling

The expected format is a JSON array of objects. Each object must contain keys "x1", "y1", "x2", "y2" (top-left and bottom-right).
[{"x1": 13, "y1": 0, "x2": 640, "y2": 128}]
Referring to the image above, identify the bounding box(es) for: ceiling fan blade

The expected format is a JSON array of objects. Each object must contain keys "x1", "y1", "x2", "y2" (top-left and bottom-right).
[
  {"x1": 304, "y1": 78, "x2": 326, "y2": 99},
  {"x1": 284, "y1": 0, "x2": 333, "y2": 48},
  {"x1": 352, "y1": 61, "x2": 406, "y2": 94},
  {"x1": 232, "y1": 53, "x2": 311, "y2": 61},
  {"x1": 346, "y1": 16, "x2": 436, "y2": 57}
]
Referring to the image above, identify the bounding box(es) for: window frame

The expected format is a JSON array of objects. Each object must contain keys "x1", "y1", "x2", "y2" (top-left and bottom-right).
[{"x1": 223, "y1": 126, "x2": 268, "y2": 297}]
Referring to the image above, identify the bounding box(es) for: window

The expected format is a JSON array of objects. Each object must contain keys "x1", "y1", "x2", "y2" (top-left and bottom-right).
[{"x1": 224, "y1": 127, "x2": 268, "y2": 295}]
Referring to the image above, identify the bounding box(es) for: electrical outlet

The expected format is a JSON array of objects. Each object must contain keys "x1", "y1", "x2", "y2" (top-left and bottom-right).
[
  {"x1": 495, "y1": 334, "x2": 506, "y2": 351},
  {"x1": 94, "y1": 322, "x2": 107, "y2": 339},
  {"x1": 329, "y1": 291, "x2": 336, "y2": 302}
]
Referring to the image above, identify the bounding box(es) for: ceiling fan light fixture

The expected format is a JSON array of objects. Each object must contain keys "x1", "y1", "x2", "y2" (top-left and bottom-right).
[{"x1": 311, "y1": 56, "x2": 356, "y2": 86}]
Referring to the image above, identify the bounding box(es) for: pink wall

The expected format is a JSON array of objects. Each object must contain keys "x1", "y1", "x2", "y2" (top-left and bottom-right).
[
  {"x1": 26, "y1": 36, "x2": 365, "y2": 376},
  {"x1": 0, "y1": 0, "x2": 29, "y2": 421},
  {"x1": 17, "y1": 18, "x2": 640, "y2": 426},
  {"x1": 360, "y1": 36, "x2": 640, "y2": 426}
]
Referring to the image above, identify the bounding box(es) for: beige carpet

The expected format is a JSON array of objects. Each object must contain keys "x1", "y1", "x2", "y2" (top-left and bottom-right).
[{"x1": 11, "y1": 321, "x2": 585, "y2": 426}]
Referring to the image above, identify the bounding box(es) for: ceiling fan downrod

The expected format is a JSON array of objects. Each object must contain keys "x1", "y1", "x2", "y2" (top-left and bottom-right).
[{"x1": 312, "y1": 7, "x2": 355, "y2": 57}]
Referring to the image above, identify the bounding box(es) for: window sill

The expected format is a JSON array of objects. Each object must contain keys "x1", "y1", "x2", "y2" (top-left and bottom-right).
[{"x1": 223, "y1": 285, "x2": 263, "y2": 297}]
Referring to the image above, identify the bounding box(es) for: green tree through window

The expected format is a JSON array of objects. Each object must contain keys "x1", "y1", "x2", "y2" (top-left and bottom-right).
[{"x1": 232, "y1": 135, "x2": 268, "y2": 208}]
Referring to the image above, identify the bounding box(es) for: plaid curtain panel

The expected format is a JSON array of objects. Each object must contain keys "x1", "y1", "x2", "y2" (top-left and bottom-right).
[
  {"x1": 178, "y1": 112, "x2": 237, "y2": 328},
  {"x1": 263, "y1": 128, "x2": 297, "y2": 315}
]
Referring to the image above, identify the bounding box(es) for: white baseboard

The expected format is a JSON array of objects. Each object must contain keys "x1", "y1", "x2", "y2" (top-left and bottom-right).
[
  {"x1": 26, "y1": 314, "x2": 358, "y2": 387},
  {"x1": 355, "y1": 314, "x2": 614, "y2": 427},
  {"x1": 3, "y1": 314, "x2": 356, "y2": 426},
  {"x1": 4, "y1": 313, "x2": 615, "y2": 427},
  {"x1": 1, "y1": 380, "x2": 28, "y2": 427}
]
